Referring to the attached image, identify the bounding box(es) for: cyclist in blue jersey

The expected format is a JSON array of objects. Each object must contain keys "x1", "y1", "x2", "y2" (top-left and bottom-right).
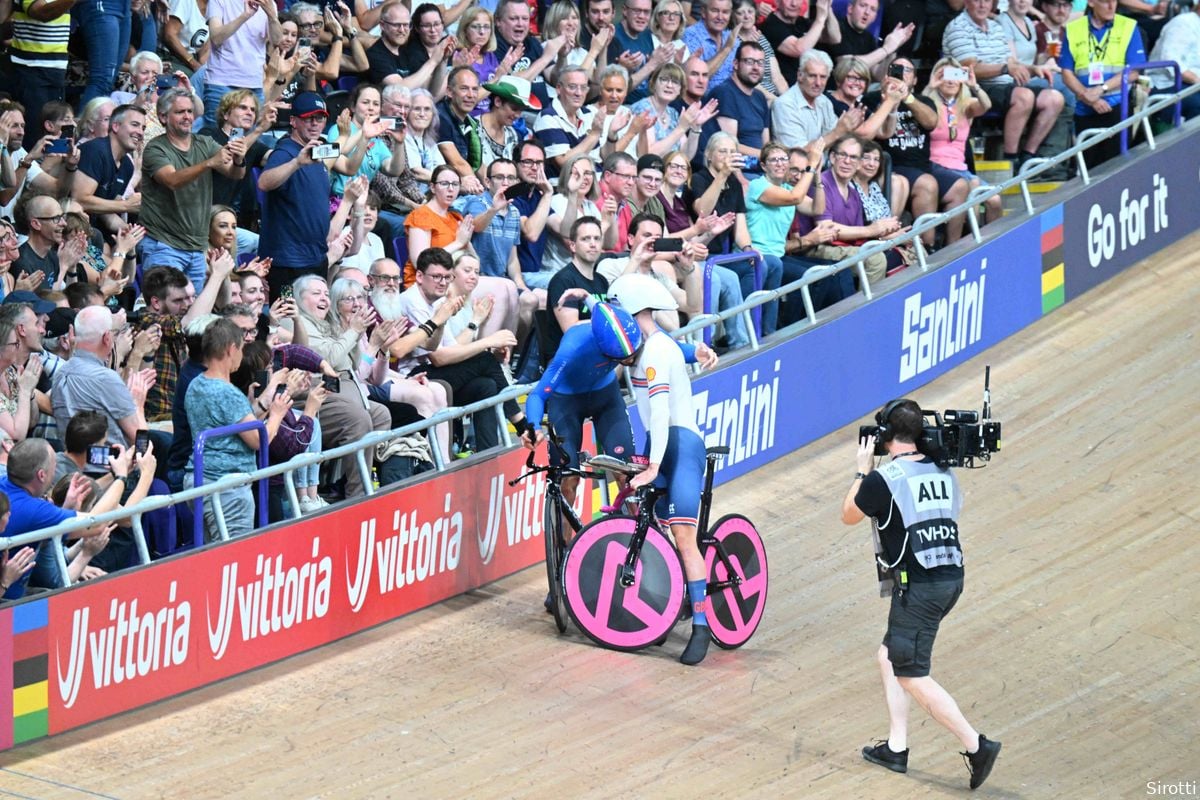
[
  {"x1": 607, "y1": 273, "x2": 720, "y2": 666},
  {"x1": 522, "y1": 294, "x2": 643, "y2": 519}
]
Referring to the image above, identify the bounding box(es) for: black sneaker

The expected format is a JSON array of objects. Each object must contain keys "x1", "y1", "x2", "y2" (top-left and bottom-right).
[
  {"x1": 963, "y1": 734, "x2": 1001, "y2": 790},
  {"x1": 679, "y1": 624, "x2": 711, "y2": 665},
  {"x1": 862, "y1": 740, "x2": 908, "y2": 773}
]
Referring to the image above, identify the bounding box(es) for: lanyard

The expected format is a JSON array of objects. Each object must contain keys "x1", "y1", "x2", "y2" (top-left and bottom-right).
[{"x1": 1088, "y1": 22, "x2": 1112, "y2": 63}]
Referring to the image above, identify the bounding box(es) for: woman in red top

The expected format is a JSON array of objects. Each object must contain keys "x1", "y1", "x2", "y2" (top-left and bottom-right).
[{"x1": 403, "y1": 164, "x2": 476, "y2": 286}]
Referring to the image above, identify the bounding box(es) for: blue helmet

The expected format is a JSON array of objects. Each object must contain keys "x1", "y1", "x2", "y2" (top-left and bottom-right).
[{"x1": 591, "y1": 302, "x2": 642, "y2": 361}]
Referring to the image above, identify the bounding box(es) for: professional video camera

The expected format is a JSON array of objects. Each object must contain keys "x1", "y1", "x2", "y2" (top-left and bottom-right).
[{"x1": 859, "y1": 367, "x2": 1003, "y2": 469}]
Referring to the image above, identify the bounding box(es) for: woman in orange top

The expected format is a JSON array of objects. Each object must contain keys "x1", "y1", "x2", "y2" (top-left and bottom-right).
[{"x1": 403, "y1": 164, "x2": 476, "y2": 286}]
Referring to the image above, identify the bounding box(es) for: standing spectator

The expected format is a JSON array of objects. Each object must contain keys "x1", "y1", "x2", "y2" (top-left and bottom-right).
[
  {"x1": 327, "y1": 83, "x2": 409, "y2": 199},
  {"x1": 437, "y1": 67, "x2": 489, "y2": 195},
  {"x1": 943, "y1": 0, "x2": 1065, "y2": 166},
  {"x1": 141, "y1": 89, "x2": 248, "y2": 290},
  {"x1": 163, "y1": 0, "x2": 211, "y2": 76},
  {"x1": 204, "y1": 0, "x2": 283, "y2": 127},
  {"x1": 1059, "y1": 0, "x2": 1147, "y2": 168},
  {"x1": 74, "y1": 0, "x2": 133, "y2": 105},
  {"x1": 762, "y1": 0, "x2": 838, "y2": 84},
  {"x1": 711, "y1": 42, "x2": 772, "y2": 164},
  {"x1": 200, "y1": 91, "x2": 276, "y2": 243},
  {"x1": 1148, "y1": 2, "x2": 1200, "y2": 121},
  {"x1": 51, "y1": 305, "x2": 152, "y2": 447},
  {"x1": 828, "y1": 0, "x2": 915, "y2": 78},
  {"x1": 258, "y1": 93, "x2": 337, "y2": 299},
  {"x1": 772, "y1": 49, "x2": 863, "y2": 149},
  {"x1": 682, "y1": 0, "x2": 743, "y2": 89},
  {"x1": 184, "y1": 318, "x2": 289, "y2": 540},
  {"x1": 71, "y1": 105, "x2": 145, "y2": 238},
  {"x1": 137, "y1": 260, "x2": 232, "y2": 422},
  {"x1": 4, "y1": 0, "x2": 70, "y2": 150}
]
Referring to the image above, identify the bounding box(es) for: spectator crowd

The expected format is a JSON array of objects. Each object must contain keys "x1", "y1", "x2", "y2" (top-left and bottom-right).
[{"x1": 1, "y1": 0, "x2": 1194, "y2": 596}]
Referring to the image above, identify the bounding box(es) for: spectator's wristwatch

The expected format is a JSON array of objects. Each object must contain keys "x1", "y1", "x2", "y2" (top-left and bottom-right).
[{"x1": 999, "y1": 64, "x2": 1009, "y2": 76}]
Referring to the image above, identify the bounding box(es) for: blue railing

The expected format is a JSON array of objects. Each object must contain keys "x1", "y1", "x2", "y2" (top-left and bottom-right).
[{"x1": 191, "y1": 420, "x2": 270, "y2": 547}]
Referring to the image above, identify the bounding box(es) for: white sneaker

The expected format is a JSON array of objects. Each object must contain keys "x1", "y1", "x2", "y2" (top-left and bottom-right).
[{"x1": 299, "y1": 497, "x2": 322, "y2": 514}]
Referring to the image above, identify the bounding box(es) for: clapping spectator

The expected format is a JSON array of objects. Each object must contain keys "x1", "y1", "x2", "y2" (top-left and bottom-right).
[
  {"x1": 651, "y1": 0, "x2": 692, "y2": 60},
  {"x1": 13, "y1": 193, "x2": 88, "y2": 291},
  {"x1": 827, "y1": 0, "x2": 914, "y2": 79},
  {"x1": 630, "y1": 63, "x2": 718, "y2": 157},
  {"x1": 0, "y1": 304, "x2": 45, "y2": 442}
]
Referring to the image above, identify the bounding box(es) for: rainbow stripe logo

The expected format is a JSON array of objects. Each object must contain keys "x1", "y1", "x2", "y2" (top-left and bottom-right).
[
  {"x1": 4, "y1": 598, "x2": 50, "y2": 747},
  {"x1": 1040, "y1": 204, "x2": 1065, "y2": 314}
]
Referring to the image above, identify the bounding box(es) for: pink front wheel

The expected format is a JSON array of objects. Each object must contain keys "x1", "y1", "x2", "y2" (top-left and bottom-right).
[
  {"x1": 703, "y1": 514, "x2": 768, "y2": 649},
  {"x1": 562, "y1": 515, "x2": 686, "y2": 652}
]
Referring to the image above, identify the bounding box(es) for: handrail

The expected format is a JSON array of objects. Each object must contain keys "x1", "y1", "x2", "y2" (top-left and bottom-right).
[
  {"x1": 4, "y1": 85, "x2": 1199, "y2": 566},
  {"x1": 1120, "y1": 61, "x2": 1182, "y2": 154},
  {"x1": 191, "y1": 420, "x2": 270, "y2": 547}
]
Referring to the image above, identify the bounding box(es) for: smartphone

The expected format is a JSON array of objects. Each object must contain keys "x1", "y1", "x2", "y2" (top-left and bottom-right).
[
  {"x1": 156, "y1": 74, "x2": 179, "y2": 91},
  {"x1": 298, "y1": 36, "x2": 312, "y2": 49},
  {"x1": 504, "y1": 180, "x2": 536, "y2": 200},
  {"x1": 943, "y1": 66, "x2": 969, "y2": 82},
  {"x1": 228, "y1": 128, "x2": 244, "y2": 140},
  {"x1": 46, "y1": 137, "x2": 71, "y2": 155},
  {"x1": 379, "y1": 117, "x2": 399, "y2": 130},
  {"x1": 652, "y1": 237, "x2": 684, "y2": 253},
  {"x1": 274, "y1": 383, "x2": 288, "y2": 397},
  {"x1": 321, "y1": 375, "x2": 340, "y2": 393},
  {"x1": 888, "y1": 62, "x2": 907, "y2": 80},
  {"x1": 59, "y1": 124, "x2": 76, "y2": 139},
  {"x1": 272, "y1": 348, "x2": 285, "y2": 370},
  {"x1": 312, "y1": 142, "x2": 340, "y2": 160},
  {"x1": 86, "y1": 444, "x2": 120, "y2": 467},
  {"x1": 134, "y1": 429, "x2": 151, "y2": 457},
  {"x1": 280, "y1": 284, "x2": 294, "y2": 302},
  {"x1": 254, "y1": 368, "x2": 270, "y2": 390}
]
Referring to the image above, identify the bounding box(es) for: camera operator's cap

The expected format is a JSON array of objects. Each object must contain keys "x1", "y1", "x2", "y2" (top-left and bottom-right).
[
  {"x1": 293, "y1": 93, "x2": 329, "y2": 118},
  {"x1": 2, "y1": 290, "x2": 56, "y2": 315},
  {"x1": 608, "y1": 274, "x2": 678, "y2": 315},
  {"x1": 481, "y1": 76, "x2": 542, "y2": 111},
  {"x1": 636, "y1": 154, "x2": 665, "y2": 174},
  {"x1": 46, "y1": 307, "x2": 77, "y2": 338}
]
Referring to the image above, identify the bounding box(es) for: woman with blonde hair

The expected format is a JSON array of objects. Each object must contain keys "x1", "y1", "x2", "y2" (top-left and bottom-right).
[
  {"x1": 629, "y1": 62, "x2": 718, "y2": 157},
  {"x1": 922, "y1": 57, "x2": 1003, "y2": 225},
  {"x1": 650, "y1": 0, "x2": 690, "y2": 58}
]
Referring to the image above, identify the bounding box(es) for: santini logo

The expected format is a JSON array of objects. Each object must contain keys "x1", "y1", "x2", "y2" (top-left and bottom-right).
[
  {"x1": 694, "y1": 360, "x2": 780, "y2": 468},
  {"x1": 899, "y1": 261, "x2": 987, "y2": 383}
]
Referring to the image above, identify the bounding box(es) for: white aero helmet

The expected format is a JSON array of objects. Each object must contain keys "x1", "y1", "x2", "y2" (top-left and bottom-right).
[{"x1": 608, "y1": 273, "x2": 678, "y2": 316}]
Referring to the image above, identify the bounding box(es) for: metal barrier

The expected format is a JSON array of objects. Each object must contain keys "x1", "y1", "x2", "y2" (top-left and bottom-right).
[
  {"x1": 3, "y1": 75, "x2": 1199, "y2": 577},
  {"x1": 1120, "y1": 61, "x2": 1183, "y2": 154},
  {"x1": 191, "y1": 420, "x2": 270, "y2": 547}
]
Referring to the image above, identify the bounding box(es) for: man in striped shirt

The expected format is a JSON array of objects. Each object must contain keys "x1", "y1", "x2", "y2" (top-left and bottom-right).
[{"x1": 1, "y1": 0, "x2": 72, "y2": 150}]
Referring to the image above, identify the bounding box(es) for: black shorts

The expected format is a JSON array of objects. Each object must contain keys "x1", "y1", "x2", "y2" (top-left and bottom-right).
[
  {"x1": 882, "y1": 579, "x2": 963, "y2": 678},
  {"x1": 892, "y1": 163, "x2": 966, "y2": 202},
  {"x1": 984, "y1": 80, "x2": 1051, "y2": 113},
  {"x1": 546, "y1": 380, "x2": 635, "y2": 469}
]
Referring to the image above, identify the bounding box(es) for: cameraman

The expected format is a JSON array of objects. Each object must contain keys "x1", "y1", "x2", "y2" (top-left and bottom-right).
[{"x1": 841, "y1": 398, "x2": 1001, "y2": 790}]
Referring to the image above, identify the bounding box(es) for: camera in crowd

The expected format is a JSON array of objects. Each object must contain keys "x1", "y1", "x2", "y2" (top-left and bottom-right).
[{"x1": 859, "y1": 368, "x2": 1003, "y2": 469}]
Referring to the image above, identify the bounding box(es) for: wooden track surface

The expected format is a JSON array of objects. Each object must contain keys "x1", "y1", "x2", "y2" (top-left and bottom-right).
[{"x1": 4, "y1": 234, "x2": 1199, "y2": 800}]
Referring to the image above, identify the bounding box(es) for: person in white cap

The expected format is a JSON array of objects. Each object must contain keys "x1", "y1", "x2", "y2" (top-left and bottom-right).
[{"x1": 608, "y1": 271, "x2": 719, "y2": 666}]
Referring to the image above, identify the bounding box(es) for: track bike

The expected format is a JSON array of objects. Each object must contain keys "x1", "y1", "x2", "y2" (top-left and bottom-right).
[{"x1": 560, "y1": 446, "x2": 768, "y2": 652}]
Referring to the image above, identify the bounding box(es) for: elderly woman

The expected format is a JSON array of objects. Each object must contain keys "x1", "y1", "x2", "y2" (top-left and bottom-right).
[
  {"x1": 593, "y1": 64, "x2": 639, "y2": 158},
  {"x1": 405, "y1": 89, "x2": 447, "y2": 196},
  {"x1": 541, "y1": 0, "x2": 609, "y2": 87},
  {"x1": 324, "y1": 277, "x2": 452, "y2": 462},
  {"x1": 76, "y1": 98, "x2": 116, "y2": 144},
  {"x1": 0, "y1": 307, "x2": 41, "y2": 442},
  {"x1": 294, "y1": 274, "x2": 396, "y2": 497},
  {"x1": 544, "y1": 153, "x2": 608, "y2": 274},
  {"x1": 629, "y1": 62, "x2": 716, "y2": 157}
]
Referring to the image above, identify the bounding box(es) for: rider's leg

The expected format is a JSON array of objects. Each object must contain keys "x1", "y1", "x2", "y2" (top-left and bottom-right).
[{"x1": 658, "y1": 426, "x2": 711, "y2": 665}]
